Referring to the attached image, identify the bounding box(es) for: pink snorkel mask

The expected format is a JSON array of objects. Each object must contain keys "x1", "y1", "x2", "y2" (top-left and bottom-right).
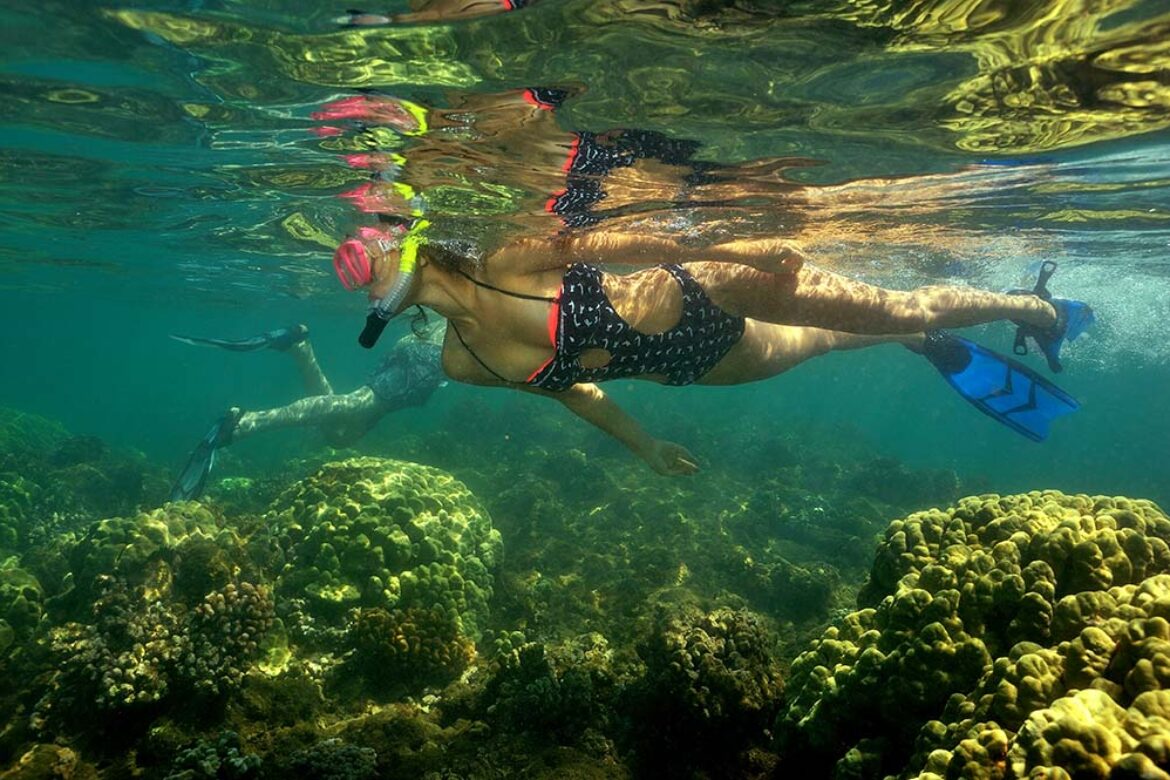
[
  {"x1": 332, "y1": 225, "x2": 405, "y2": 290},
  {"x1": 333, "y1": 220, "x2": 430, "y2": 349}
]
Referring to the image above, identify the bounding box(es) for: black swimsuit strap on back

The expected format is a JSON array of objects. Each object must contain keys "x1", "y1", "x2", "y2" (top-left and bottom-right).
[{"x1": 452, "y1": 267, "x2": 557, "y2": 303}]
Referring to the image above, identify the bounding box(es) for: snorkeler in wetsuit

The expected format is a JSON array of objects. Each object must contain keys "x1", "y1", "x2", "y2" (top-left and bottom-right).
[{"x1": 169, "y1": 320, "x2": 445, "y2": 501}]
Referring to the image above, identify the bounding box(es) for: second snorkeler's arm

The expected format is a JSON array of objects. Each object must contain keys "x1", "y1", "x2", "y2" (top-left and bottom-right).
[
  {"x1": 543, "y1": 383, "x2": 699, "y2": 476},
  {"x1": 498, "y1": 232, "x2": 807, "y2": 275}
]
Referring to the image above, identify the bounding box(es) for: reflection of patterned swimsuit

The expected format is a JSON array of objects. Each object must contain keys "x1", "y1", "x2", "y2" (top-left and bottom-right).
[
  {"x1": 450, "y1": 263, "x2": 745, "y2": 391},
  {"x1": 521, "y1": 88, "x2": 721, "y2": 228}
]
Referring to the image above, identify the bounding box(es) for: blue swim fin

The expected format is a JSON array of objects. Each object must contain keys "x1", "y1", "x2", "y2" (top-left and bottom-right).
[
  {"x1": 170, "y1": 324, "x2": 309, "y2": 353},
  {"x1": 922, "y1": 331, "x2": 1079, "y2": 442}
]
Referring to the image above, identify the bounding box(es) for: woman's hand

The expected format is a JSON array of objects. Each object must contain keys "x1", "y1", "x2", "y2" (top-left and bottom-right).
[{"x1": 639, "y1": 439, "x2": 700, "y2": 476}]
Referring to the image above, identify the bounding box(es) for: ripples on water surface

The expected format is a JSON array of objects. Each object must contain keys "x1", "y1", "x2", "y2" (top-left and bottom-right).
[{"x1": 1, "y1": 1, "x2": 1168, "y2": 485}]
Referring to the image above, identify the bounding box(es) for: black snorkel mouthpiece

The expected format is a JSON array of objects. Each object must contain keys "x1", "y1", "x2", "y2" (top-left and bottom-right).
[
  {"x1": 354, "y1": 218, "x2": 429, "y2": 350},
  {"x1": 359, "y1": 312, "x2": 389, "y2": 349}
]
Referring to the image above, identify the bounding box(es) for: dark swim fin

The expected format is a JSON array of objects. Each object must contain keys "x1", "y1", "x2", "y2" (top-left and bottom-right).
[
  {"x1": 168, "y1": 410, "x2": 240, "y2": 501},
  {"x1": 923, "y1": 331, "x2": 1079, "y2": 442},
  {"x1": 170, "y1": 324, "x2": 308, "y2": 353}
]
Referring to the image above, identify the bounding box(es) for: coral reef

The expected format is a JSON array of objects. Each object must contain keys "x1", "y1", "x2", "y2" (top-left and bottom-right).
[
  {"x1": 16, "y1": 405, "x2": 1170, "y2": 780},
  {"x1": 0, "y1": 561, "x2": 42, "y2": 659},
  {"x1": 628, "y1": 605, "x2": 784, "y2": 775},
  {"x1": 346, "y1": 605, "x2": 473, "y2": 694},
  {"x1": 480, "y1": 633, "x2": 623, "y2": 744},
  {"x1": 164, "y1": 731, "x2": 261, "y2": 780},
  {"x1": 39, "y1": 577, "x2": 273, "y2": 719},
  {"x1": 262, "y1": 457, "x2": 501, "y2": 645},
  {"x1": 0, "y1": 475, "x2": 38, "y2": 555},
  {"x1": 775, "y1": 491, "x2": 1170, "y2": 779}
]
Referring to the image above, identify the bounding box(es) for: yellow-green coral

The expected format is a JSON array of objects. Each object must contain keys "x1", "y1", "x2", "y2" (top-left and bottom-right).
[
  {"x1": 0, "y1": 559, "x2": 42, "y2": 657},
  {"x1": 633, "y1": 606, "x2": 784, "y2": 773},
  {"x1": 0, "y1": 474, "x2": 38, "y2": 554},
  {"x1": 776, "y1": 491, "x2": 1170, "y2": 779},
  {"x1": 50, "y1": 502, "x2": 243, "y2": 618},
  {"x1": 263, "y1": 458, "x2": 501, "y2": 642},
  {"x1": 349, "y1": 606, "x2": 473, "y2": 692}
]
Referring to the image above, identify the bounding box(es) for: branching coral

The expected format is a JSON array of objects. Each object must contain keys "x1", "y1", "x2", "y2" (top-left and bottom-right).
[
  {"x1": 482, "y1": 633, "x2": 620, "y2": 743},
  {"x1": 347, "y1": 605, "x2": 472, "y2": 693},
  {"x1": 178, "y1": 582, "x2": 275, "y2": 697},
  {"x1": 29, "y1": 503, "x2": 272, "y2": 727},
  {"x1": 41, "y1": 577, "x2": 273, "y2": 720}
]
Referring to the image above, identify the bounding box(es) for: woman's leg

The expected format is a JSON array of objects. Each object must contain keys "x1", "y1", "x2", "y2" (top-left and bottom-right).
[
  {"x1": 691, "y1": 262, "x2": 1057, "y2": 335},
  {"x1": 699, "y1": 320, "x2": 922, "y2": 385},
  {"x1": 233, "y1": 387, "x2": 382, "y2": 445}
]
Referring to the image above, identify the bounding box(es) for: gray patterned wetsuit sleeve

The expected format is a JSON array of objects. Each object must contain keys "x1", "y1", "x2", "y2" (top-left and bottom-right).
[
  {"x1": 367, "y1": 337, "x2": 445, "y2": 410},
  {"x1": 234, "y1": 387, "x2": 382, "y2": 442}
]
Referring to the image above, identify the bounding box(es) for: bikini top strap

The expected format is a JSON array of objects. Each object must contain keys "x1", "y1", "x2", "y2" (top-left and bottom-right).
[
  {"x1": 448, "y1": 321, "x2": 522, "y2": 385},
  {"x1": 453, "y1": 268, "x2": 557, "y2": 303}
]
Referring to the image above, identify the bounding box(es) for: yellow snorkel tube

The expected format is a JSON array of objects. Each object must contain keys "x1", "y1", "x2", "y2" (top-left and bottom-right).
[{"x1": 359, "y1": 219, "x2": 430, "y2": 349}]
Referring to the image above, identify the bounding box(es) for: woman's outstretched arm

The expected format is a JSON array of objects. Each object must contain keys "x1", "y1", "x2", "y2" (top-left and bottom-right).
[{"x1": 545, "y1": 383, "x2": 700, "y2": 475}]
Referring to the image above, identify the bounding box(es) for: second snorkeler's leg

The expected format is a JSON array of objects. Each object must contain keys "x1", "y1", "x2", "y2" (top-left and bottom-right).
[
  {"x1": 288, "y1": 340, "x2": 334, "y2": 396},
  {"x1": 698, "y1": 263, "x2": 1056, "y2": 334},
  {"x1": 234, "y1": 387, "x2": 382, "y2": 444},
  {"x1": 698, "y1": 320, "x2": 921, "y2": 384}
]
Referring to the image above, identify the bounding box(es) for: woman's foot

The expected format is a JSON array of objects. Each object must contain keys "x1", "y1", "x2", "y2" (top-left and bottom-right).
[
  {"x1": 1011, "y1": 262, "x2": 1095, "y2": 373},
  {"x1": 265, "y1": 324, "x2": 310, "y2": 351}
]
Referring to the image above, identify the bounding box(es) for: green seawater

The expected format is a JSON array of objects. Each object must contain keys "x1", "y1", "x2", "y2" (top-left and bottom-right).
[
  {"x1": 1, "y1": 0, "x2": 1167, "y2": 503},
  {"x1": 2, "y1": 1, "x2": 1170, "y2": 777}
]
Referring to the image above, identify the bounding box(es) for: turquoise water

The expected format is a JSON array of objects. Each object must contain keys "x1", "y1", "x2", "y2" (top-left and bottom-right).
[
  {"x1": 3, "y1": 1, "x2": 1170, "y2": 777},
  {"x1": 2, "y1": 1, "x2": 1168, "y2": 501}
]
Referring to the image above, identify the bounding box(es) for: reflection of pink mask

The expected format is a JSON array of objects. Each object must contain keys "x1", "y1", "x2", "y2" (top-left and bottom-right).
[
  {"x1": 311, "y1": 96, "x2": 420, "y2": 133},
  {"x1": 332, "y1": 225, "x2": 407, "y2": 290},
  {"x1": 338, "y1": 182, "x2": 411, "y2": 214}
]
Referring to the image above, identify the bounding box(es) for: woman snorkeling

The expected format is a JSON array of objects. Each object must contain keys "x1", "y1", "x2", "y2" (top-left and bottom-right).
[
  {"x1": 169, "y1": 319, "x2": 447, "y2": 500},
  {"x1": 331, "y1": 220, "x2": 1094, "y2": 475}
]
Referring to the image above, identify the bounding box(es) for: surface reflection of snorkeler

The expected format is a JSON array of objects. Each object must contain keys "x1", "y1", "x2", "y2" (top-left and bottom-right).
[
  {"x1": 335, "y1": 220, "x2": 1094, "y2": 476},
  {"x1": 169, "y1": 321, "x2": 446, "y2": 500},
  {"x1": 315, "y1": 86, "x2": 807, "y2": 233},
  {"x1": 317, "y1": 85, "x2": 1032, "y2": 254}
]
